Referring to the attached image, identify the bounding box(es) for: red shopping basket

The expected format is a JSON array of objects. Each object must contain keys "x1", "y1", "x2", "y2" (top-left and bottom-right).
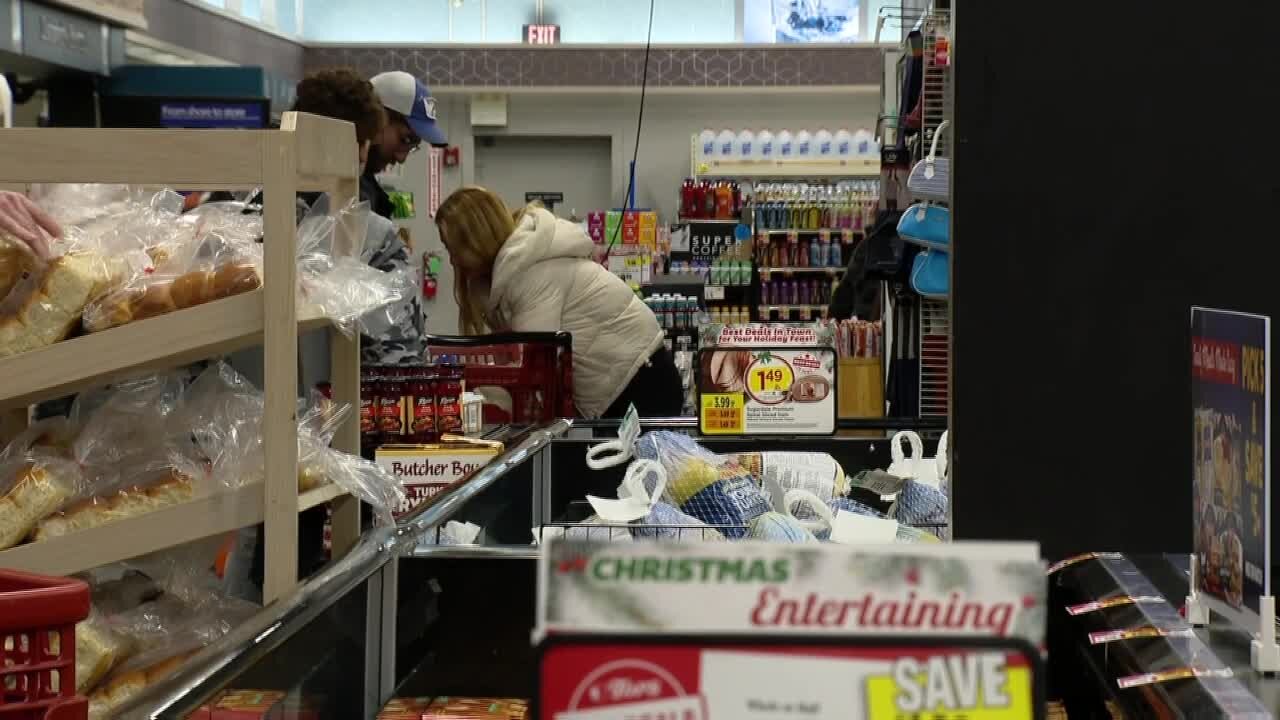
[
  {"x1": 0, "y1": 570, "x2": 90, "y2": 720},
  {"x1": 425, "y1": 332, "x2": 575, "y2": 423}
]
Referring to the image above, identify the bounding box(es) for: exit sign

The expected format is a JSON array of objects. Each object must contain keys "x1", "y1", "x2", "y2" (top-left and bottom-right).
[{"x1": 523, "y1": 23, "x2": 560, "y2": 44}]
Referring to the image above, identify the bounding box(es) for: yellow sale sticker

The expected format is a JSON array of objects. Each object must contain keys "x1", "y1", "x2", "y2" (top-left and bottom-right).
[
  {"x1": 864, "y1": 655, "x2": 1036, "y2": 719},
  {"x1": 700, "y1": 393, "x2": 745, "y2": 434}
]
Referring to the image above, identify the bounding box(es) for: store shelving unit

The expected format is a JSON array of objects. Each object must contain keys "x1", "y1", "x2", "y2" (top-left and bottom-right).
[
  {"x1": 758, "y1": 267, "x2": 844, "y2": 276},
  {"x1": 696, "y1": 157, "x2": 881, "y2": 179},
  {"x1": 0, "y1": 112, "x2": 363, "y2": 604}
]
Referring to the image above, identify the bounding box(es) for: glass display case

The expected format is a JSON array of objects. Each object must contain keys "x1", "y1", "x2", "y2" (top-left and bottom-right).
[{"x1": 118, "y1": 418, "x2": 945, "y2": 719}]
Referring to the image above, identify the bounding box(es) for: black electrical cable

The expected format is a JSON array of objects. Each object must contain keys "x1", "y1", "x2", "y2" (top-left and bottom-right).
[{"x1": 602, "y1": 0, "x2": 656, "y2": 258}]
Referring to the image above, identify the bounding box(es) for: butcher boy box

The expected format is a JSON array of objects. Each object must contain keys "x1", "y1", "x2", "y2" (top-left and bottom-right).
[{"x1": 376, "y1": 440, "x2": 504, "y2": 517}]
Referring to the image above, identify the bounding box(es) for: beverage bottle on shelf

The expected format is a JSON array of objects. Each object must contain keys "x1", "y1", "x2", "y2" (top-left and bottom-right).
[
  {"x1": 815, "y1": 128, "x2": 834, "y2": 157},
  {"x1": 797, "y1": 241, "x2": 809, "y2": 268},
  {"x1": 787, "y1": 280, "x2": 799, "y2": 306},
  {"x1": 716, "y1": 128, "x2": 737, "y2": 158},
  {"x1": 820, "y1": 187, "x2": 835, "y2": 228},
  {"x1": 703, "y1": 180, "x2": 718, "y2": 218},
  {"x1": 715, "y1": 181, "x2": 733, "y2": 219},
  {"x1": 853, "y1": 128, "x2": 875, "y2": 158},
  {"x1": 811, "y1": 238, "x2": 825, "y2": 267},
  {"x1": 757, "y1": 129, "x2": 776, "y2": 160},
  {"x1": 834, "y1": 128, "x2": 853, "y2": 157},
  {"x1": 731, "y1": 181, "x2": 744, "y2": 220},
  {"x1": 691, "y1": 180, "x2": 707, "y2": 219},
  {"x1": 829, "y1": 238, "x2": 843, "y2": 268},
  {"x1": 795, "y1": 129, "x2": 813, "y2": 157},
  {"x1": 736, "y1": 129, "x2": 755, "y2": 159},
  {"x1": 807, "y1": 196, "x2": 822, "y2": 230},
  {"x1": 699, "y1": 128, "x2": 717, "y2": 161},
  {"x1": 760, "y1": 280, "x2": 771, "y2": 306},
  {"x1": 435, "y1": 364, "x2": 464, "y2": 436},
  {"x1": 408, "y1": 367, "x2": 437, "y2": 443},
  {"x1": 680, "y1": 178, "x2": 696, "y2": 219},
  {"x1": 777, "y1": 130, "x2": 795, "y2": 158},
  {"x1": 378, "y1": 366, "x2": 406, "y2": 445}
]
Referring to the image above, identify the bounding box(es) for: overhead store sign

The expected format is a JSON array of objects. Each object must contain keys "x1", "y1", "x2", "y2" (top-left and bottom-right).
[
  {"x1": 159, "y1": 102, "x2": 265, "y2": 129},
  {"x1": 523, "y1": 23, "x2": 560, "y2": 44}
]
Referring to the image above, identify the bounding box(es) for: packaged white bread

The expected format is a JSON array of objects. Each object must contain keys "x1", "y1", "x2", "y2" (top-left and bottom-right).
[{"x1": 0, "y1": 457, "x2": 83, "y2": 550}]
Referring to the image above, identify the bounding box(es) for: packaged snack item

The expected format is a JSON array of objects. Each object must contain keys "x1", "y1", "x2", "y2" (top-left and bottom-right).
[
  {"x1": 377, "y1": 697, "x2": 435, "y2": 719},
  {"x1": 88, "y1": 649, "x2": 198, "y2": 720},
  {"x1": 208, "y1": 689, "x2": 287, "y2": 719},
  {"x1": 0, "y1": 456, "x2": 83, "y2": 549},
  {"x1": 75, "y1": 608, "x2": 134, "y2": 695},
  {"x1": 423, "y1": 697, "x2": 529, "y2": 719}
]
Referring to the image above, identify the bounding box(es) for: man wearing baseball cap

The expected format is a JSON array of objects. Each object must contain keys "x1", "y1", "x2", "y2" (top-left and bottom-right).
[{"x1": 365, "y1": 71, "x2": 448, "y2": 218}]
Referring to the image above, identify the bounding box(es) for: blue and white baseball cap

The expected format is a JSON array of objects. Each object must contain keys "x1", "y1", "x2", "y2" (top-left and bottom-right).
[{"x1": 370, "y1": 71, "x2": 447, "y2": 146}]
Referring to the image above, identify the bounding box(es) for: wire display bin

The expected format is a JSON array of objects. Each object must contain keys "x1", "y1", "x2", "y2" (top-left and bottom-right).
[
  {"x1": 0, "y1": 570, "x2": 91, "y2": 720},
  {"x1": 425, "y1": 332, "x2": 575, "y2": 425},
  {"x1": 115, "y1": 417, "x2": 948, "y2": 719}
]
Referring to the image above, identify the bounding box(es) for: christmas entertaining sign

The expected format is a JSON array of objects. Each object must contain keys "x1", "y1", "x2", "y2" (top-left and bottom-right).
[
  {"x1": 538, "y1": 637, "x2": 1043, "y2": 720},
  {"x1": 537, "y1": 540, "x2": 1046, "y2": 648},
  {"x1": 1192, "y1": 307, "x2": 1271, "y2": 621},
  {"x1": 698, "y1": 324, "x2": 837, "y2": 436}
]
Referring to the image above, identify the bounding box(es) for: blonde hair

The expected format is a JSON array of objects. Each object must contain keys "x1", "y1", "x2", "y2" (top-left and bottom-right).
[{"x1": 435, "y1": 186, "x2": 530, "y2": 334}]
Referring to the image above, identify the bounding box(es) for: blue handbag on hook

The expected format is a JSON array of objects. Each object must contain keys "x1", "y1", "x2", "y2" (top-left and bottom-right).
[
  {"x1": 897, "y1": 203, "x2": 950, "y2": 250},
  {"x1": 910, "y1": 249, "x2": 949, "y2": 299}
]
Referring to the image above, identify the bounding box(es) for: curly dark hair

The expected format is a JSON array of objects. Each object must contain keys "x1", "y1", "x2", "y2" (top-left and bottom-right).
[{"x1": 292, "y1": 68, "x2": 386, "y2": 146}]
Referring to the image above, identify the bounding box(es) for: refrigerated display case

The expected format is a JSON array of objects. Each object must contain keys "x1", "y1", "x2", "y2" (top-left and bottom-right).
[{"x1": 116, "y1": 418, "x2": 946, "y2": 719}]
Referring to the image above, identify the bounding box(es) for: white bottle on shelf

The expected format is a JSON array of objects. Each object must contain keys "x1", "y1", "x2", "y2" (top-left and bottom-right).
[
  {"x1": 853, "y1": 128, "x2": 875, "y2": 158},
  {"x1": 795, "y1": 129, "x2": 813, "y2": 157},
  {"x1": 716, "y1": 128, "x2": 737, "y2": 158},
  {"x1": 834, "y1": 128, "x2": 853, "y2": 157},
  {"x1": 757, "y1": 129, "x2": 776, "y2": 160},
  {"x1": 777, "y1": 129, "x2": 795, "y2": 158},
  {"x1": 698, "y1": 128, "x2": 717, "y2": 160},
  {"x1": 814, "y1": 128, "x2": 834, "y2": 157},
  {"x1": 736, "y1": 129, "x2": 756, "y2": 159}
]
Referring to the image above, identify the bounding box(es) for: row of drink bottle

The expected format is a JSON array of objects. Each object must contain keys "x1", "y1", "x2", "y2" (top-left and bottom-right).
[
  {"x1": 752, "y1": 181, "x2": 879, "y2": 231},
  {"x1": 757, "y1": 237, "x2": 843, "y2": 269},
  {"x1": 698, "y1": 128, "x2": 879, "y2": 161},
  {"x1": 761, "y1": 278, "x2": 834, "y2": 307}
]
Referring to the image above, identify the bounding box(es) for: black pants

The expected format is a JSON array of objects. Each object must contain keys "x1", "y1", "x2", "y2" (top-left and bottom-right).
[{"x1": 602, "y1": 347, "x2": 684, "y2": 419}]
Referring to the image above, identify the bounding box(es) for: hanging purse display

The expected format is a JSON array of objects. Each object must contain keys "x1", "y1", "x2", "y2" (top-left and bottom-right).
[
  {"x1": 910, "y1": 248, "x2": 949, "y2": 299},
  {"x1": 907, "y1": 120, "x2": 950, "y2": 201},
  {"x1": 897, "y1": 202, "x2": 950, "y2": 250}
]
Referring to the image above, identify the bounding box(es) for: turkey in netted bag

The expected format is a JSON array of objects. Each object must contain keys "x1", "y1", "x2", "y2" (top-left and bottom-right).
[{"x1": 630, "y1": 431, "x2": 770, "y2": 538}]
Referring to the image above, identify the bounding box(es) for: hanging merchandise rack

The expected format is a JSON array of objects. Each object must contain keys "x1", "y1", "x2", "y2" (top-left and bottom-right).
[{"x1": 0, "y1": 113, "x2": 363, "y2": 604}]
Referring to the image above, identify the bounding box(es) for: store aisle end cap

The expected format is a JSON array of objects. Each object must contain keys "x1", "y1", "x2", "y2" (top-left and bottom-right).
[{"x1": 370, "y1": 71, "x2": 447, "y2": 147}]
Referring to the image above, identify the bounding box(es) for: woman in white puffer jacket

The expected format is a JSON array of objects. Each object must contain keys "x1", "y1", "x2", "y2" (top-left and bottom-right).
[{"x1": 435, "y1": 186, "x2": 682, "y2": 418}]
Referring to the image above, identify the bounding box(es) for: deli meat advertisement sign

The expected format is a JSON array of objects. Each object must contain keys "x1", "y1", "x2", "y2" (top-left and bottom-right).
[
  {"x1": 537, "y1": 638, "x2": 1042, "y2": 720},
  {"x1": 1192, "y1": 306, "x2": 1271, "y2": 622},
  {"x1": 537, "y1": 540, "x2": 1046, "y2": 648}
]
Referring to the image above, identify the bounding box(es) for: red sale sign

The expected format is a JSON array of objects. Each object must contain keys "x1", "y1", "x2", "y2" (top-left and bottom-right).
[{"x1": 537, "y1": 636, "x2": 1043, "y2": 720}]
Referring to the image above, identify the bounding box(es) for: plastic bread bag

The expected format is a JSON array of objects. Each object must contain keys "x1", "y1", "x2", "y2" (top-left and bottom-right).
[
  {"x1": 0, "y1": 416, "x2": 73, "y2": 461},
  {"x1": 75, "y1": 606, "x2": 136, "y2": 695},
  {"x1": 784, "y1": 488, "x2": 885, "y2": 541},
  {"x1": 296, "y1": 197, "x2": 416, "y2": 338},
  {"x1": 88, "y1": 648, "x2": 200, "y2": 720},
  {"x1": 68, "y1": 371, "x2": 191, "y2": 489},
  {"x1": 0, "y1": 453, "x2": 86, "y2": 550},
  {"x1": 30, "y1": 457, "x2": 207, "y2": 543},
  {"x1": 632, "y1": 431, "x2": 770, "y2": 538},
  {"x1": 587, "y1": 459, "x2": 725, "y2": 542},
  {"x1": 81, "y1": 205, "x2": 264, "y2": 332}
]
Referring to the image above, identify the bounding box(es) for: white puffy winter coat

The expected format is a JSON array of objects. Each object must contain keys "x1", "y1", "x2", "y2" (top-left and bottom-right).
[{"x1": 489, "y1": 208, "x2": 665, "y2": 419}]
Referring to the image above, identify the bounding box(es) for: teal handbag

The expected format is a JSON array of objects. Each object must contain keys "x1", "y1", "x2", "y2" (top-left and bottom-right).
[
  {"x1": 897, "y1": 203, "x2": 950, "y2": 250},
  {"x1": 910, "y1": 249, "x2": 949, "y2": 299}
]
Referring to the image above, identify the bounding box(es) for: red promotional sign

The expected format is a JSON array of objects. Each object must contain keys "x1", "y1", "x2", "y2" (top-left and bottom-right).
[{"x1": 537, "y1": 635, "x2": 1044, "y2": 720}]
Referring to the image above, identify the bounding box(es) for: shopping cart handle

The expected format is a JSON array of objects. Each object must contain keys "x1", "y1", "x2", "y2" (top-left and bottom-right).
[{"x1": 425, "y1": 331, "x2": 572, "y2": 348}]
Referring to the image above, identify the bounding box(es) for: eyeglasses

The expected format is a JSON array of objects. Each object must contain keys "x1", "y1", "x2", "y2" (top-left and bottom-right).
[{"x1": 399, "y1": 126, "x2": 422, "y2": 154}]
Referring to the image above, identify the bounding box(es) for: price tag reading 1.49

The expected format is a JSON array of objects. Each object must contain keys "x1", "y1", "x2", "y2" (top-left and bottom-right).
[
  {"x1": 746, "y1": 354, "x2": 795, "y2": 405},
  {"x1": 700, "y1": 393, "x2": 745, "y2": 434}
]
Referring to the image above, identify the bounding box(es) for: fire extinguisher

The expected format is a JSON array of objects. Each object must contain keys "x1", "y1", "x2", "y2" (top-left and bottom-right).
[{"x1": 422, "y1": 252, "x2": 443, "y2": 301}]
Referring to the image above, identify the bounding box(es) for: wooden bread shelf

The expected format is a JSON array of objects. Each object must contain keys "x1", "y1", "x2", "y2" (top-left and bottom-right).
[
  {"x1": 0, "y1": 112, "x2": 365, "y2": 603},
  {"x1": 0, "y1": 482, "x2": 350, "y2": 577},
  {"x1": 0, "y1": 291, "x2": 328, "y2": 411}
]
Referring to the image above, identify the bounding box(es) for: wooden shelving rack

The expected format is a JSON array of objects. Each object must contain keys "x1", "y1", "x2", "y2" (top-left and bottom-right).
[{"x1": 0, "y1": 112, "x2": 363, "y2": 603}]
